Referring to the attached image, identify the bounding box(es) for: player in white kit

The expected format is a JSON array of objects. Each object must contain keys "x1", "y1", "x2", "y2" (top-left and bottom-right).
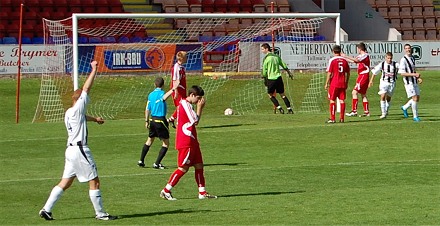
[
  {"x1": 398, "y1": 44, "x2": 422, "y2": 122},
  {"x1": 39, "y1": 61, "x2": 117, "y2": 221},
  {"x1": 369, "y1": 52, "x2": 399, "y2": 119}
]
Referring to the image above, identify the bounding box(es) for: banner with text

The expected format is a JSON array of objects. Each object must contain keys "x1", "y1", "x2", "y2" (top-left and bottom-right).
[
  {"x1": 277, "y1": 41, "x2": 440, "y2": 70},
  {"x1": 0, "y1": 45, "x2": 63, "y2": 74},
  {"x1": 1, "y1": 42, "x2": 439, "y2": 74}
]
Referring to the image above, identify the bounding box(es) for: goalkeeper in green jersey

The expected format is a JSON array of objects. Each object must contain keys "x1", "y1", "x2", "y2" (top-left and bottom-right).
[{"x1": 260, "y1": 43, "x2": 294, "y2": 114}]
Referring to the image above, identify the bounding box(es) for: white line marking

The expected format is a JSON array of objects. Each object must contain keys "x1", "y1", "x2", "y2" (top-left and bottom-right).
[
  {"x1": 0, "y1": 159, "x2": 438, "y2": 184},
  {"x1": 0, "y1": 119, "x2": 437, "y2": 143}
]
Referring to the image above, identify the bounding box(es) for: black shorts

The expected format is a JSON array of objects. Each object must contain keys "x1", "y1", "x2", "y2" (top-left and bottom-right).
[
  {"x1": 266, "y1": 76, "x2": 285, "y2": 94},
  {"x1": 149, "y1": 117, "x2": 170, "y2": 140}
]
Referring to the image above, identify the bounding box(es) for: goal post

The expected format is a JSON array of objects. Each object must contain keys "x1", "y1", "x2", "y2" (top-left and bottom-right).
[
  {"x1": 33, "y1": 12, "x2": 341, "y2": 122},
  {"x1": 71, "y1": 13, "x2": 340, "y2": 90}
]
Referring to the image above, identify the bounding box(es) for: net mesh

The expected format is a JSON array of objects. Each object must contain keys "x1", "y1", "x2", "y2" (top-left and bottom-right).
[{"x1": 33, "y1": 14, "x2": 334, "y2": 122}]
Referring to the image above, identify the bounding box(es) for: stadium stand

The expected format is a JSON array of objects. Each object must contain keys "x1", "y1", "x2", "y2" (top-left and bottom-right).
[
  {"x1": 187, "y1": 0, "x2": 202, "y2": 13},
  {"x1": 21, "y1": 37, "x2": 32, "y2": 44},
  {"x1": 264, "y1": 0, "x2": 277, "y2": 12},
  {"x1": 78, "y1": 37, "x2": 89, "y2": 44},
  {"x1": 31, "y1": 37, "x2": 44, "y2": 44},
  {"x1": 368, "y1": 0, "x2": 440, "y2": 40},
  {"x1": 0, "y1": 0, "x2": 334, "y2": 46},
  {"x1": 88, "y1": 37, "x2": 102, "y2": 44},
  {"x1": 3, "y1": 37, "x2": 18, "y2": 44},
  {"x1": 176, "y1": 0, "x2": 190, "y2": 13},
  {"x1": 227, "y1": 0, "x2": 241, "y2": 13},
  {"x1": 102, "y1": 36, "x2": 117, "y2": 43},
  {"x1": 117, "y1": 36, "x2": 130, "y2": 43},
  {"x1": 252, "y1": 0, "x2": 266, "y2": 13}
]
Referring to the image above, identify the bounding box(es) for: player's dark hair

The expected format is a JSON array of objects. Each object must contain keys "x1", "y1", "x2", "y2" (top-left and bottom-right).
[
  {"x1": 261, "y1": 43, "x2": 271, "y2": 51},
  {"x1": 357, "y1": 42, "x2": 366, "y2": 51},
  {"x1": 154, "y1": 77, "x2": 164, "y2": 88},
  {"x1": 404, "y1": 44, "x2": 412, "y2": 54},
  {"x1": 188, "y1": 85, "x2": 204, "y2": 97},
  {"x1": 332, "y1": 45, "x2": 341, "y2": 54},
  {"x1": 385, "y1": 52, "x2": 393, "y2": 57}
]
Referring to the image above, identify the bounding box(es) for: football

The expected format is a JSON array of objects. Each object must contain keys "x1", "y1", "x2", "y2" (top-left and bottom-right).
[{"x1": 224, "y1": 108, "x2": 233, "y2": 115}]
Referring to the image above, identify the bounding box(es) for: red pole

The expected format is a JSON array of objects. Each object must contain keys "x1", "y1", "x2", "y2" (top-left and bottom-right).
[{"x1": 15, "y1": 3, "x2": 24, "y2": 123}]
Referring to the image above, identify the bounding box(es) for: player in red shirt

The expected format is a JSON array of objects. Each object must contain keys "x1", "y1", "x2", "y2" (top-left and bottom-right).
[
  {"x1": 325, "y1": 45, "x2": 350, "y2": 123},
  {"x1": 168, "y1": 51, "x2": 188, "y2": 128},
  {"x1": 343, "y1": 42, "x2": 371, "y2": 117},
  {"x1": 160, "y1": 85, "x2": 217, "y2": 200}
]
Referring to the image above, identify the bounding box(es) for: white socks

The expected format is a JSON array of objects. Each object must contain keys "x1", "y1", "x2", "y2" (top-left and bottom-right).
[
  {"x1": 43, "y1": 186, "x2": 64, "y2": 212},
  {"x1": 42, "y1": 187, "x2": 107, "y2": 216},
  {"x1": 380, "y1": 101, "x2": 386, "y2": 115},
  {"x1": 411, "y1": 101, "x2": 418, "y2": 118},
  {"x1": 89, "y1": 189, "x2": 105, "y2": 216},
  {"x1": 380, "y1": 101, "x2": 391, "y2": 116},
  {"x1": 403, "y1": 99, "x2": 413, "y2": 110}
]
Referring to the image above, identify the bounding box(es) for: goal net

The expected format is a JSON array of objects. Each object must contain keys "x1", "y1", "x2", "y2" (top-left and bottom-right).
[{"x1": 33, "y1": 13, "x2": 340, "y2": 122}]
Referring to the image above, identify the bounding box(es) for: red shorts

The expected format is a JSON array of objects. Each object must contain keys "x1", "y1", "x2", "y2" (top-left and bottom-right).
[
  {"x1": 328, "y1": 86, "x2": 346, "y2": 101},
  {"x1": 353, "y1": 73, "x2": 370, "y2": 94},
  {"x1": 177, "y1": 146, "x2": 203, "y2": 167}
]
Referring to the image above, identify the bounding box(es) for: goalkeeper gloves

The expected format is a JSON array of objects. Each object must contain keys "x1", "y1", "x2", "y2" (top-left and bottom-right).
[{"x1": 287, "y1": 71, "x2": 293, "y2": 80}]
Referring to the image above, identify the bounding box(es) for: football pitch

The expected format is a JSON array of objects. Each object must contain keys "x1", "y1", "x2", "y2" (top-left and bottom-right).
[{"x1": 0, "y1": 72, "x2": 439, "y2": 225}]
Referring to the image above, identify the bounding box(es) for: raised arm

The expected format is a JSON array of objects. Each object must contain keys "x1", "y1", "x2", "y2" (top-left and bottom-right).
[
  {"x1": 82, "y1": 61, "x2": 98, "y2": 93},
  {"x1": 341, "y1": 53, "x2": 357, "y2": 63},
  {"x1": 163, "y1": 83, "x2": 178, "y2": 101}
]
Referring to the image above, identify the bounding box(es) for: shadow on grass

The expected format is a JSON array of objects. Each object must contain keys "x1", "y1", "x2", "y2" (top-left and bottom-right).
[
  {"x1": 119, "y1": 209, "x2": 212, "y2": 219},
  {"x1": 204, "y1": 162, "x2": 247, "y2": 167},
  {"x1": 220, "y1": 190, "x2": 305, "y2": 198},
  {"x1": 199, "y1": 123, "x2": 256, "y2": 129}
]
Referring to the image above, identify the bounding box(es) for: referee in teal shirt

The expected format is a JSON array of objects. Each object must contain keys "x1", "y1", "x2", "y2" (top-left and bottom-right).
[{"x1": 138, "y1": 77, "x2": 176, "y2": 169}]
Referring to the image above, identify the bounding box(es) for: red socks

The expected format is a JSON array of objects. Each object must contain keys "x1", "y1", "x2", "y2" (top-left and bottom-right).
[
  {"x1": 330, "y1": 102, "x2": 336, "y2": 121},
  {"x1": 167, "y1": 169, "x2": 186, "y2": 188},
  {"x1": 363, "y1": 101, "x2": 369, "y2": 113},
  {"x1": 195, "y1": 169, "x2": 205, "y2": 188},
  {"x1": 352, "y1": 99, "x2": 358, "y2": 112},
  {"x1": 340, "y1": 103, "x2": 346, "y2": 120}
]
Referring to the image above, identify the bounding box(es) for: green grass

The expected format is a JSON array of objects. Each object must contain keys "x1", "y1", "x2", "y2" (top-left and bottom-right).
[{"x1": 0, "y1": 72, "x2": 439, "y2": 225}]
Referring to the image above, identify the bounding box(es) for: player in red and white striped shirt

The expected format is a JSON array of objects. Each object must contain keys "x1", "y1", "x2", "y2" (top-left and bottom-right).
[
  {"x1": 168, "y1": 51, "x2": 188, "y2": 128},
  {"x1": 343, "y1": 42, "x2": 371, "y2": 117},
  {"x1": 160, "y1": 85, "x2": 217, "y2": 200},
  {"x1": 325, "y1": 45, "x2": 350, "y2": 123}
]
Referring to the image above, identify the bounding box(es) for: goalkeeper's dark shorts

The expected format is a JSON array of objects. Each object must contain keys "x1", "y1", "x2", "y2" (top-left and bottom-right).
[
  {"x1": 149, "y1": 117, "x2": 170, "y2": 140},
  {"x1": 266, "y1": 76, "x2": 285, "y2": 94}
]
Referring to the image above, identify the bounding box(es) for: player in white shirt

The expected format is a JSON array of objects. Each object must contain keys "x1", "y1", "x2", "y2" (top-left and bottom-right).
[
  {"x1": 398, "y1": 44, "x2": 422, "y2": 122},
  {"x1": 39, "y1": 61, "x2": 117, "y2": 221},
  {"x1": 369, "y1": 52, "x2": 399, "y2": 119}
]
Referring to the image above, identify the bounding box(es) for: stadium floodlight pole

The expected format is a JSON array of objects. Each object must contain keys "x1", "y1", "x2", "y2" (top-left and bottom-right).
[{"x1": 71, "y1": 12, "x2": 340, "y2": 90}]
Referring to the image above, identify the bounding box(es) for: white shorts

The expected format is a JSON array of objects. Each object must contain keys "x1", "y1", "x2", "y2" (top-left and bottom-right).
[
  {"x1": 404, "y1": 83, "x2": 420, "y2": 98},
  {"x1": 377, "y1": 81, "x2": 396, "y2": 97},
  {"x1": 62, "y1": 146, "x2": 98, "y2": 183}
]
